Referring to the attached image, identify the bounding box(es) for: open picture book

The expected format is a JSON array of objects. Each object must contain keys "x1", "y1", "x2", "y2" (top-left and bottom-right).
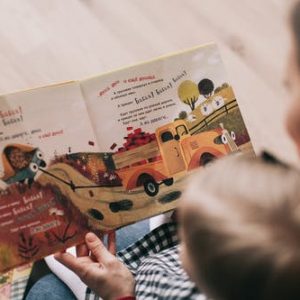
[{"x1": 0, "y1": 43, "x2": 254, "y2": 273}]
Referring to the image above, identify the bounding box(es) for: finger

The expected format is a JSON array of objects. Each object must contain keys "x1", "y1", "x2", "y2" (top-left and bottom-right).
[
  {"x1": 54, "y1": 253, "x2": 103, "y2": 282},
  {"x1": 107, "y1": 231, "x2": 116, "y2": 255},
  {"x1": 55, "y1": 253, "x2": 94, "y2": 266},
  {"x1": 54, "y1": 252, "x2": 83, "y2": 274},
  {"x1": 85, "y1": 232, "x2": 114, "y2": 263},
  {"x1": 76, "y1": 243, "x2": 89, "y2": 257},
  {"x1": 54, "y1": 248, "x2": 66, "y2": 255}
]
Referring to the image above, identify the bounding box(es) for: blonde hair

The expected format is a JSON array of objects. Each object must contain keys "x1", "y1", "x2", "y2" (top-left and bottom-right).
[{"x1": 182, "y1": 154, "x2": 300, "y2": 300}]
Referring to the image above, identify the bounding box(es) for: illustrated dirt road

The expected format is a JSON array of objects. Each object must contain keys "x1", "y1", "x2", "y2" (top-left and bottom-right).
[{"x1": 38, "y1": 163, "x2": 187, "y2": 230}]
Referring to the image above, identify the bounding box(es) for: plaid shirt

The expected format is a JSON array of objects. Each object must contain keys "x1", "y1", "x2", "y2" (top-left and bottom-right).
[
  {"x1": 0, "y1": 265, "x2": 32, "y2": 300},
  {"x1": 85, "y1": 222, "x2": 205, "y2": 300},
  {"x1": 10, "y1": 277, "x2": 29, "y2": 300}
]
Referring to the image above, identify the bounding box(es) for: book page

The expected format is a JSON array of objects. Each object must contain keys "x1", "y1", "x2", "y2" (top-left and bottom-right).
[
  {"x1": 0, "y1": 82, "x2": 119, "y2": 273},
  {"x1": 80, "y1": 44, "x2": 254, "y2": 228}
]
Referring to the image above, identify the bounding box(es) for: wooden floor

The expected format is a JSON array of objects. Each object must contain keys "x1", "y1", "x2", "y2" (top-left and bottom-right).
[{"x1": 0, "y1": 0, "x2": 298, "y2": 162}]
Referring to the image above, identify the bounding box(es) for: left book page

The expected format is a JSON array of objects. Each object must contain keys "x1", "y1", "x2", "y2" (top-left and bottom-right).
[{"x1": 0, "y1": 82, "x2": 104, "y2": 272}]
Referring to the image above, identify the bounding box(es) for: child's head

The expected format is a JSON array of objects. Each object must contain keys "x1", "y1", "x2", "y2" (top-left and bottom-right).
[{"x1": 180, "y1": 154, "x2": 300, "y2": 300}]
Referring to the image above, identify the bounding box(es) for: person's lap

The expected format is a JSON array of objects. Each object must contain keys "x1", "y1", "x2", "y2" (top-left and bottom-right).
[
  {"x1": 26, "y1": 219, "x2": 150, "y2": 300},
  {"x1": 25, "y1": 273, "x2": 77, "y2": 300}
]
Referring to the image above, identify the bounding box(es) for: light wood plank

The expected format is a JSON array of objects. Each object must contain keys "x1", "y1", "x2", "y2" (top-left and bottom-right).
[{"x1": 0, "y1": 0, "x2": 297, "y2": 162}]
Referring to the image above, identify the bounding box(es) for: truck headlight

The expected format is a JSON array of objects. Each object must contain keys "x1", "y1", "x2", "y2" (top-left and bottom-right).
[
  {"x1": 214, "y1": 135, "x2": 223, "y2": 145},
  {"x1": 221, "y1": 134, "x2": 228, "y2": 144},
  {"x1": 231, "y1": 131, "x2": 236, "y2": 141}
]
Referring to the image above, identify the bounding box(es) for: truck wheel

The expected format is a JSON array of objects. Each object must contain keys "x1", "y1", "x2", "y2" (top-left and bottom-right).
[
  {"x1": 144, "y1": 179, "x2": 159, "y2": 197},
  {"x1": 163, "y1": 178, "x2": 174, "y2": 186},
  {"x1": 200, "y1": 153, "x2": 216, "y2": 166}
]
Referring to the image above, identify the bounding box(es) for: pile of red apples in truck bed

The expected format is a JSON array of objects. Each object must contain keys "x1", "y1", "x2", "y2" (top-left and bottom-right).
[
  {"x1": 111, "y1": 127, "x2": 156, "y2": 152},
  {"x1": 111, "y1": 127, "x2": 161, "y2": 166}
]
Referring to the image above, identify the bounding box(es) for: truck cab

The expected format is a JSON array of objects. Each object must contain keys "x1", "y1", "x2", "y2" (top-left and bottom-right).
[
  {"x1": 155, "y1": 120, "x2": 190, "y2": 177},
  {"x1": 156, "y1": 120, "x2": 235, "y2": 173}
]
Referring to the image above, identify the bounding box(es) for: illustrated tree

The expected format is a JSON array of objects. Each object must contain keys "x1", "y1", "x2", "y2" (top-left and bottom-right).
[
  {"x1": 214, "y1": 82, "x2": 230, "y2": 94},
  {"x1": 214, "y1": 86, "x2": 222, "y2": 94},
  {"x1": 198, "y1": 78, "x2": 214, "y2": 99},
  {"x1": 178, "y1": 80, "x2": 200, "y2": 111},
  {"x1": 178, "y1": 111, "x2": 188, "y2": 120}
]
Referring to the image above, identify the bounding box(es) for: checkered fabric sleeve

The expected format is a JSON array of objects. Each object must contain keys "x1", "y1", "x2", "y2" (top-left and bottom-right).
[
  {"x1": 117, "y1": 222, "x2": 179, "y2": 275},
  {"x1": 10, "y1": 276, "x2": 30, "y2": 300},
  {"x1": 134, "y1": 245, "x2": 204, "y2": 299}
]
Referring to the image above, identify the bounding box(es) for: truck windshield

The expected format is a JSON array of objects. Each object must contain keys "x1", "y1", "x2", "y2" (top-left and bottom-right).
[
  {"x1": 161, "y1": 131, "x2": 174, "y2": 142},
  {"x1": 176, "y1": 125, "x2": 188, "y2": 137}
]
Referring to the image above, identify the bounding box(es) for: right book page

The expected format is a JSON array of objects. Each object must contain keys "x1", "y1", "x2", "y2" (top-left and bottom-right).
[{"x1": 80, "y1": 43, "x2": 254, "y2": 227}]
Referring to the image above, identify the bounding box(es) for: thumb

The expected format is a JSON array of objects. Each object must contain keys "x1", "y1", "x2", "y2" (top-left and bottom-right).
[{"x1": 85, "y1": 232, "x2": 114, "y2": 263}]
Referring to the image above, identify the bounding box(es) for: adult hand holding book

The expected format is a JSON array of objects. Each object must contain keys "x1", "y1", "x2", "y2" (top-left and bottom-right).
[{"x1": 55, "y1": 231, "x2": 134, "y2": 300}]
